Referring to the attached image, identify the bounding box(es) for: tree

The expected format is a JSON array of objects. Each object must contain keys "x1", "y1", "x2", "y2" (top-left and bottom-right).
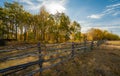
[
  {"x1": 0, "y1": 1, "x2": 82, "y2": 43},
  {"x1": 3, "y1": 2, "x2": 25, "y2": 40},
  {"x1": 87, "y1": 28, "x2": 120, "y2": 40},
  {"x1": 38, "y1": 7, "x2": 50, "y2": 42},
  {"x1": 70, "y1": 21, "x2": 81, "y2": 41},
  {"x1": 87, "y1": 28, "x2": 103, "y2": 40}
]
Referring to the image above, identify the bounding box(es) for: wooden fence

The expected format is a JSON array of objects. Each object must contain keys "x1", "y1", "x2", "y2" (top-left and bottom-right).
[{"x1": 0, "y1": 40, "x2": 105, "y2": 76}]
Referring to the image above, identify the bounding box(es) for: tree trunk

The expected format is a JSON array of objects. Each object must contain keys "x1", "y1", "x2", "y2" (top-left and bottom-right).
[{"x1": 15, "y1": 24, "x2": 18, "y2": 40}]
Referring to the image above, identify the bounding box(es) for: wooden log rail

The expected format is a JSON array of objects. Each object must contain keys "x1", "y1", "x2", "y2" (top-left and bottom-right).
[{"x1": 0, "y1": 40, "x2": 105, "y2": 76}]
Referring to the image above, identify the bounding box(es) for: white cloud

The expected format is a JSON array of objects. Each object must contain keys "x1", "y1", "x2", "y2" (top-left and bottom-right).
[
  {"x1": 79, "y1": 19, "x2": 120, "y2": 34},
  {"x1": 109, "y1": 0, "x2": 120, "y2": 2},
  {"x1": 113, "y1": 11, "x2": 120, "y2": 16},
  {"x1": 87, "y1": 3, "x2": 120, "y2": 19},
  {"x1": 17, "y1": 0, "x2": 34, "y2": 5},
  {"x1": 15, "y1": 0, "x2": 67, "y2": 14},
  {"x1": 43, "y1": 1, "x2": 66, "y2": 14},
  {"x1": 87, "y1": 14, "x2": 103, "y2": 19},
  {"x1": 106, "y1": 3, "x2": 120, "y2": 8},
  {"x1": 105, "y1": 3, "x2": 120, "y2": 16}
]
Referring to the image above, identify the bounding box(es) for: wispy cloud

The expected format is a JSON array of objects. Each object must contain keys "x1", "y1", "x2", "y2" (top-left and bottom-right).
[
  {"x1": 106, "y1": 3, "x2": 120, "y2": 8},
  {"x1": 15, "y1": 0, "x2": 67, "y2": 14},
  {"x1": 19, "y1": 0, "x2": 33, "y2": 5},
  {"x1": 109, "y1": 0, "x2": 120, "y2": 2},
  {"x1": 87, "y1": 14, "x2": 104, "y2": 19},
  {"x1": 79, "y1": 18, "x2": 120, "y2": 34},
  {"x1": 87, "y1": 3, "x2": 120, "y2": 19}
]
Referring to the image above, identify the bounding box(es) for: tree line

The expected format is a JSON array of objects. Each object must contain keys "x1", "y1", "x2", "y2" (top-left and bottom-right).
[
  {"x1": 0, "y1": 2, "x2": 119, "y2": 44},
  {"x1": 0, "y1": 2, "x2": 81, "y2": 43},
  {"x1": 86, "y1": 28, "x2": 120, "y2": 40}
]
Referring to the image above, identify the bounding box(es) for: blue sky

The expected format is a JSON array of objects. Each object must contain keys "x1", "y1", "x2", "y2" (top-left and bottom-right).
[{"x1": 0, "y1": 0, "x2": 120, "y2": 35}]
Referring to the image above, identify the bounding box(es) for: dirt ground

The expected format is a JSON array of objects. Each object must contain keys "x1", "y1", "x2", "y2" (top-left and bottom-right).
[{"x1": 42, "y1": 41, "x2": 120, "y2": 76}]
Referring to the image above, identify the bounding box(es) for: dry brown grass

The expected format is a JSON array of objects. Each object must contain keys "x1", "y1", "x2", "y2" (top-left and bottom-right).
[
  {"x1": 106, "y1": 41, "x2": 120, "y2": 46},
  {"x1": 103, "y1": 41, "x2": 120, "y2": 49},
  {"x1": 0, "y1": 56, "x2": 38, "y2": 69},
  {"x1": 0, "y1": 41, "x2": 120, "y2": 76},
  {"x1": 40, "y1": 41, "x2": 120, "y2": 76}
]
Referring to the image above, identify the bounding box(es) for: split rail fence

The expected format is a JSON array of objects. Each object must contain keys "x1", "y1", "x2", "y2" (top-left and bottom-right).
[{"x1": 0, "y1": 40, "x2": 105, "y2": 76}]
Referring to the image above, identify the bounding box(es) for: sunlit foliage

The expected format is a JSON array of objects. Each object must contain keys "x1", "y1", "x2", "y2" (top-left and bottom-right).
[{"x1": 0, "y1": 2, "x2": 81, "y2": 43}]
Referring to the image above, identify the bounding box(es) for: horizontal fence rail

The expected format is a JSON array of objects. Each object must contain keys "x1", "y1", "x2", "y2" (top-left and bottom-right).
[
  {"x1": 0, "y1": 45, "x2": 37, "y2": 53},
  {"x1": 0, "y1": 40, "x2": 105, "y2": 76}
]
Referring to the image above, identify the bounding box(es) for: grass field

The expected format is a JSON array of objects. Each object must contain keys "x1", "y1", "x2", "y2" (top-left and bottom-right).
[
  {"x1": 106, "y1": 41, "x2": 120, "y2": 46},
  {"x1": 0, "y1": 41, "x2": 120, "y2": 76},
  {"x1": 41, "y1": 41, "x2": 120, "y2": 76}
]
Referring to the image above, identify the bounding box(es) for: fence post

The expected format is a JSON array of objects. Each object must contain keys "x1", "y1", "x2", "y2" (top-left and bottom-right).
[
  {"x1": 37, "y1": 42, "x2": 43, "y2": 76},
  {"x1": 97, "y1": 40, "x2": 100, "y2": 47},
  {"x1": 71, "y1": 42, "x2": 74, "y2": 57},
  {"x1": 84, "y1": 40, "x2": 87, "y2": 51},
  {"x1": 90, "y1": 41, "x2": 94, "y2": 50}
]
